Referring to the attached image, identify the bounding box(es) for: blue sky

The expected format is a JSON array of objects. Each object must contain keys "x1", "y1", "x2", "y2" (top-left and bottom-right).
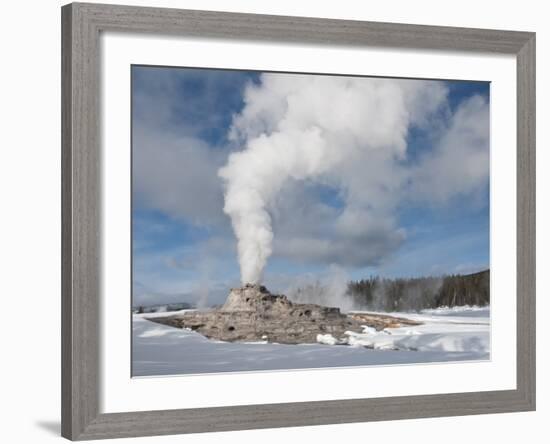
[{"x1": 132, "y1": 65, "x2": 490, "y2": 306}]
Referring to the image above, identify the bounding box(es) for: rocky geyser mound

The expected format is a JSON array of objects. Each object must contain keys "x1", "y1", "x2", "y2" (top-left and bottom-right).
[{"x1": 148, "y1": 284, "x2": 420, "y2": 345}]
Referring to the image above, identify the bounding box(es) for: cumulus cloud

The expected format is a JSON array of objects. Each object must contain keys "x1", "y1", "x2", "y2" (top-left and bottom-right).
[
  {"x1": 267, "y1": 179, "x2": 405, "y2": 267},
  {"x1": 409, "y1": 95, "x2": 490, "y2": 203},
  {"x1": 133, "y1": 126, "x2": 227, "y2": 227},
  {"x1": 132, "y1": 67, "x2": 254, "y2": 229},
  {"x1": 219, "y1": 73, "x2": 489, "y2": 284}
]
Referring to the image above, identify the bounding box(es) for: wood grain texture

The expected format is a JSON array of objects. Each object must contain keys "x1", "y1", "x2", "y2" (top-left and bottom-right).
[
  {"x1": 516, "y1": 34, "x2": 536, "y2": 410},
  {"x1": 75, "y1": 390, "x2": 531, "y2": 440},
  {"x1": 76, "y1": 2, "x2": 532, "y2": 53},
  {"x1": 61, "y1": 2, "x2": 536, "y2": 440},
  {"x1": 62, "y1": 3, "x2": 101, "y2": 440},
  {"x1": 61, "y1": 4, "x2": 73, "y2": 438}
]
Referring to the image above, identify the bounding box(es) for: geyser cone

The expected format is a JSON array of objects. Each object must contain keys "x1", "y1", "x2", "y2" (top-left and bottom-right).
[{"x1": 147, "y1": 285, "x2": 420, "y2": 344}]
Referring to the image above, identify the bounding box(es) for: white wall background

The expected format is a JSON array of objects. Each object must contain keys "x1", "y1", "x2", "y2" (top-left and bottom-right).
[{"x1": 0, "y1": 1, "x2": 546, "y2": 443}]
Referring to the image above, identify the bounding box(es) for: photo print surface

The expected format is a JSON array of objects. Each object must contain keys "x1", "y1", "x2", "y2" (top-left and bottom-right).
[{"x1": 131, "y1": 66, "x2": 490, "y2": 376}]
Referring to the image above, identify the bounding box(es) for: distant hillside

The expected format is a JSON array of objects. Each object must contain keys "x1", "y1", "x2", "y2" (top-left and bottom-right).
[
  {"x1": 132, "y1": 301, "x2": 194, "y2": 314},
  {"x1": 347, "y1": 269, "x2": 490, "y2": 312}
]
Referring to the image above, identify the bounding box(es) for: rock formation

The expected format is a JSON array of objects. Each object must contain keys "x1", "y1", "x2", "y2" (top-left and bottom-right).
[{"x1": 148, "y1": 284, "x2": 420, "y2": 345}]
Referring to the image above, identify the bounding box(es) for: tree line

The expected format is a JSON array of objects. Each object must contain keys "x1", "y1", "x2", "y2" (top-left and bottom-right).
[{"x1": 347, "y1": 269, "x2": 489, "y2": 312}]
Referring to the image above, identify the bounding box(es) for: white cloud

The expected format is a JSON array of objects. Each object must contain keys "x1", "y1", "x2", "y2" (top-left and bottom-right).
[
  {"x1": 409, "y1": 95, "x2": 490, "y2": 203},
  {"x1": 133, "y1": 126, "x2": 227, "y2": 227},
  {"x1": 132, "y1": 67, "x2": 254, "y2": 229}
]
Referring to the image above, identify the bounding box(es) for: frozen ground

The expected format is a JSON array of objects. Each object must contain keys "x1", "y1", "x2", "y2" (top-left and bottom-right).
[{"x1": 132, "y1": 306, "x2": 490, "y2": 376}]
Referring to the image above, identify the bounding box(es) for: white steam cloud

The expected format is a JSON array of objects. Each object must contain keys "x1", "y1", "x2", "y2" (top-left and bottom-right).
[
  {"x1": 219, "y1": 74, "x2": 487, "y2": 284},
  {"x1": 285, "y1": 265, "x2": 355, "y2": 313}
]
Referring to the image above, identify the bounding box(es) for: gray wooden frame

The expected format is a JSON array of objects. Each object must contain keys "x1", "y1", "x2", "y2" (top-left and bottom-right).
[{"x1": 61, "y1": 2, "x2": 536, "y2": 440}]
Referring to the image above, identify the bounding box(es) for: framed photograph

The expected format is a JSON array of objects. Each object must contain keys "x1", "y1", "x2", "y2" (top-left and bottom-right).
[{"x1": 61, "y1": 2, "x2": 535, "y2": 440}]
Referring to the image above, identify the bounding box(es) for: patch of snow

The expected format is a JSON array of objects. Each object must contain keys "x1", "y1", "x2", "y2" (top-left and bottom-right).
[
  {"x1": 337, "y1": 307, "x2": 490, "y2": 353},
  {"x1": 316, "y1": 334, "x2": 338, "y2": 345},
  {"x1": 360, "y1": 325, "x2": 378, "y2": 335},
  {"x1": 420, "y1": 305, "x2": 490, "y2": 318},
  {"x1": 134, "y1": 309, "x2": 196, "y2": 319}
]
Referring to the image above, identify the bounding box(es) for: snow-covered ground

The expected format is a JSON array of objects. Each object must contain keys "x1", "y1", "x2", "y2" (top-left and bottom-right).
[
  {"x1": 325, "y1": 306, "x2": 490, "y2": 353},
  {"x1": 132, "y1": 306, "x2": 490, "y2": 376}
]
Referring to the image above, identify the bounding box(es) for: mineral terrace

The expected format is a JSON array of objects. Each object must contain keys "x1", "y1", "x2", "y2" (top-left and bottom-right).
[{"x1": 148, "y1": 284, "x2": 420, "y2": 344}]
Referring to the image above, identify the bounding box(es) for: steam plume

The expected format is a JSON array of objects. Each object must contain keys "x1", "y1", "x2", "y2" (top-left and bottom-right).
[{"x1": 219, "y1": 74, "x2": 448, "y2": 284}]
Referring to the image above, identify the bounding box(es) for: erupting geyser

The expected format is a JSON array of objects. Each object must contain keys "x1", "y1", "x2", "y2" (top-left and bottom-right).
[{"x1": 149, "y1": 77, "x2": 443, "y2": 343}]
